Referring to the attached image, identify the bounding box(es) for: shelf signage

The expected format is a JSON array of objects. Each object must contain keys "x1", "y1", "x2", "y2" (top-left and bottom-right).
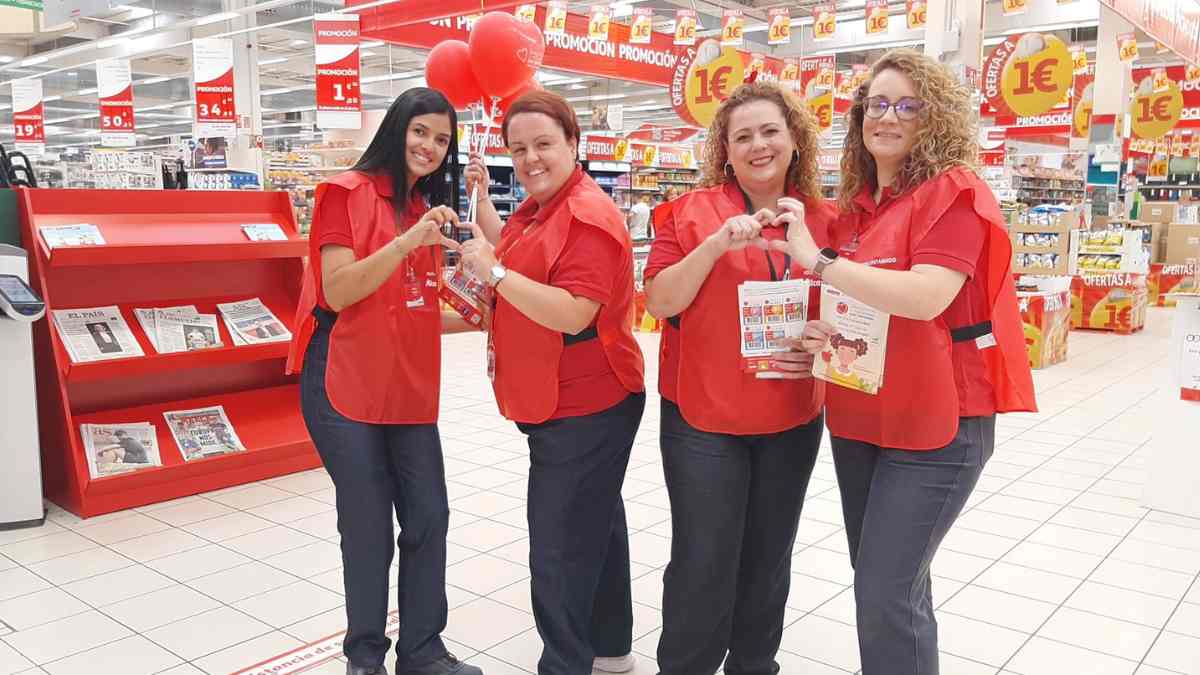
[
  {"x1": 11, "y1": 78, "x2": 45, "y2": 156},
  {"x1": 314, "y1": 14, "x2": 362, "y2": 129},
  {"x1": 97, "y1": 59, "x2": 135, "y2": 147},
  {"x1": 983, "y1": 32, "x2": 1073, "y2": 118},
  {"x1": 192, "y1": 38, "x2": 237, "y2": 138}
]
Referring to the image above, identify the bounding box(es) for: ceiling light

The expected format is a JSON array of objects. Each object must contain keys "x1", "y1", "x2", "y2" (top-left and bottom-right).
[
  {"x1": 290, "y1": 39, "x2": 308, "y2": 47},
  {"x1": 96, "y1": 36, "x2": 129, "y2": 49},
  {"x1": 259, "y1": 56, "x2": 289, "y2": 65},
  {"x1": 116, "y1": 5, "x2": 154, "y2": 19},
  {"x1": 75, "y1": 87, "x2": 97, "y2": 95},
  {"x1": 43, "y1": 96, "x2": 62, "y2": 102},
  {"x1": 360, "y1": 40, "x2": 384, "y2": 48},
  {"x1": 18, "y1": 56, "x2": 48, "y2": 67},
  {"x1": 0, "y1": 56, "x2": 14, "y2": 64},
  {"x1": 361, "y1": 50, "x2": 376, "y2": 57},
  {"x1": 197, "y1": 11, "x2": 239, "y2": 26},
  {"x1": 138, "y1": 76, "x2": 170, "y2": 85}
]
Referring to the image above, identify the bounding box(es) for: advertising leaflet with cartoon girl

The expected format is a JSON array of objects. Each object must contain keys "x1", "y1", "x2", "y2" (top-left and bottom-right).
[{"x1": 813, "y1": 284, "x2": 889, "y2": 394}]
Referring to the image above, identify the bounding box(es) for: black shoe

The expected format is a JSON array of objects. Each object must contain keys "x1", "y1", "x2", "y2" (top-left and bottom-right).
[
  {"x1": 346, "y1": 663, "x2": 387, "y2": 675},
  {"x1": 398, "y1": 653, "x2": 483, "y2": 675}
]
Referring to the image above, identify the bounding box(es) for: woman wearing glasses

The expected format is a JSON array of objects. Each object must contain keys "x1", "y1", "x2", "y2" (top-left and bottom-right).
[{"x1": 769, "y1": 50, "x2": 1036, "y2": 674}]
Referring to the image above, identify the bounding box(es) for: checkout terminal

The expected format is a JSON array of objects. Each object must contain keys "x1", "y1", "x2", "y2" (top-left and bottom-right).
[{"x1": 0, "y1": 244, "x2": 46, "y2": 529}]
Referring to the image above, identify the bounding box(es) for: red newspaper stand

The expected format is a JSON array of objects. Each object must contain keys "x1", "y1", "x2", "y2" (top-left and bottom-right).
[{"x1": 18, "y1": 188, "x2": 319, "y2": 517}]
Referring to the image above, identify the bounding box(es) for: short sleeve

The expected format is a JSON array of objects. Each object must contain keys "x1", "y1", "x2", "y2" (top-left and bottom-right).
[
  {"x1": 549, "y1": 221, "x2": 623, "y2": 304},
  {"x1": 644, "y1": 205, "x2": 685, "y2": 280},
  {"x1": 911, "y1": 192, "x2": 986, "y2": 278},
  {"x1": 315, "y1": 186, "x2": 355, "y2": 250}
]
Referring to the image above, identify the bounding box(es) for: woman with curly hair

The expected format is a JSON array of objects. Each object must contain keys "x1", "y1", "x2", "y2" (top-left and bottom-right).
[
  {"x1": 774, "y1": 49, "x2": 1036, "y2": 674},
  {"x1": 643, "y1": 80, "x2": 836, "y2": 675}
]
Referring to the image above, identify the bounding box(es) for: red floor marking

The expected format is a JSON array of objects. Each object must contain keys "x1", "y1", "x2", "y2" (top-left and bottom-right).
[{"x1": 232, "y1": 611, "x2": 400, "y2": 675}]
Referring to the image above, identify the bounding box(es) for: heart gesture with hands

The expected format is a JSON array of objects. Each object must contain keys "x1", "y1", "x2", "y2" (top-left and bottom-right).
[
  {"x1": 708, "y1": 213, "x2": 766, "y2": 254},
  {"x1": 760, "y1": 197, "x2": 820, "y2": 270},
  {"x1": 401, "y1": 205, "x2": 462, "y2": 251}
]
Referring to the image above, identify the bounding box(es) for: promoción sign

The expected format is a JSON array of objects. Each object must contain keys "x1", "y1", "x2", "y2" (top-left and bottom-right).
[
  {"x1": 314, "y1": 14, "x2": 362, "y2": 129},
  {"x1": 97, "y1": 59, "x2": 135, "y2": 147},
  {"x1": 983, "y1": 33, "x2": 1073, "y2": 118},
  {"x1": 11, "y1": 79, "x2": 44, "y2": 156},
  {"x1": 192, "y1": 38, "x2": 237, "y2": 138}
]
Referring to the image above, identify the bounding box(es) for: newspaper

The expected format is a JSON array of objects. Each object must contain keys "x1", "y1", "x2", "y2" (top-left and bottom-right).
[
  {"x1": 52, "y1": 306, "x2": 144, "y2": 363},
  {"x1": 155, "y1": 308, "x2": 222, "y2": 353},
  {"x1": 217, "y1": 298, "x2": 292, "y2": 344},
  {"x1": 737, "y1": 279, "x2": 811, "y2": 376},
  {"x1": 812, "y1": 285, "x2": 890, "y2": 395},
  {"x1": 242, "y1": 224, "x2": 288, "y2": 241},
  {"x1": 81, "y1": 422, "x2": 161, "y2": 479},
  {"x1": 134, "y1": 305, "x2": 198, "y2": 352},
  {"x1": 163, "y1": 405, "x2": 246, "y2": 461},
  {"x1": 40, "y1": 224, "x2": 106, "y2": 250}
]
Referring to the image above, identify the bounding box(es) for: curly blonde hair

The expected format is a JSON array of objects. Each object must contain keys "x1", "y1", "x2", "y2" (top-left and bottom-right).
[
  {"x1": 698, "y1": 81, "x2": 821, "y2": 202},
  {"x1": 838, "y1": 49, "x2": 978, "y2": 212}
]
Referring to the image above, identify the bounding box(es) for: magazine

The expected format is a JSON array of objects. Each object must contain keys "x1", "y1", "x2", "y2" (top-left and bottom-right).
[
  {"x1": 737, "y1": 279, "x2": 811, "y2": 376},
  {"x1": 134, "y1": 305, "x2": 198, "y2": 352},
  {"x1": 241, "y1": 224, "x2": 288, "y2": 241},
  {"x1": 40, "y1": 224, "x2": 106, "y2": 250},
  {"x1": 51, "y1": 306, "x2": 144, "y2": 363},
  {"x1": 155, "y1": 308, "x2": 222, "y2": 353},
  {"x1": 163, "y1": 405, "x2": 246, "y2": 461},
  {"x1": 812, "y1": 285, "x2": 890, "y2": 395},
  {"x1": 216, "y1": 298, "x2": 291, "y2": 344},
  {"x1": 81, "y1": 422, "x2": 161, "y2": 479}
]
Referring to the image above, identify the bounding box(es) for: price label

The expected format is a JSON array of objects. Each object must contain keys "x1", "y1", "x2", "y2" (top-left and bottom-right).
[
  {"x1": 767, "y1": 8, "x2": 790, "y2": 45},
  {"x1": 641, "y1": 145, "x2": 657, "y2": 167},
  {"x1": 193, "y1": 38, "x2": 237, "y2": 137},
  {"x1": 721, "y1": 10, "x2": 743, "y2": 46},
  {"x1": 866, "y1": 0, "x2": 888, "y2": 34},
  {"x1": 630, "y1": 8, "x2": 653, "y2": 45},
  {"x1": 674, "y1": 9, "x2": 696, "y2": 46},
  {"x1": 808, "y1": 91, "x2": 833, "y2": 132},
  {"x1": 1002, "y1": 0, "x2": 1027, "y2": 15},
  {"x1": 812, "y1": 5, "x2": 836, "y2": 41},
  {"x1": 614, "y1": 138, "x2": 629, "y2": 162},
  {"x1": 97, "y1": 59, "x2": 136, "y2": 147},
  {"x1": 1131, "y1": 78, "x2": 1183, "y2": 140},
  {"x1": 986, "y1": 33, "x2": 1073, "y2": 118},
  {"x1": 816, "y1": 66, "x2": 835, "y2": 90},
  {"x1": 1189, "y1": 65, "x2": 1200, "y2": 83},
  {"x1": 515, "y1": 4, "x2": 536, "y2": 24},
  {"x1": 673, "y1": 41, "x2": 745, "y2": 127},
  {"x1": 780, "y1": 60, "x2": 800, "y2": 86},
  {"x1": 906, "y1": 0, "x2": 926, "y2": 29},
  {"x1": 1071, "y1": 47, "x2": 1088, "y2": 74},
  {"x1": 545, "y1": 2, "x2": 567, "y2": 36},
  {"x1": 1117, "y1": 32, "x2": 1138, "y2": 62},
  {"x1": 313, "y1": 15, "x2": 360, "y2": 129},
  {"x1": 13, "y1": 119, "x2": 42, "y2": 143},
  {"x1": 588, "y1": 6, "x2": 610, "y2": 40},
  {"x1": 1153, "y1": 68, "x2": 1170, "y2": 93}
]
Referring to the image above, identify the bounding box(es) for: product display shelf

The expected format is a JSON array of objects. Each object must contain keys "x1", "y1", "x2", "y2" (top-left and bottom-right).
[{"x1": 17, "y1": 187, "x2": 318, "y2": 518}]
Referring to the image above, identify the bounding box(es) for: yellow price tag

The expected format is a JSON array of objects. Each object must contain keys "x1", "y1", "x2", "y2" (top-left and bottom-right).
[
  {"x1": 545, "y1": 5, "x2": 567, "y2": 35},
  {"x1": 589, "y1": 8, "x2": 609, "y2": 40},
  {"x1": 674, "y1": 14, "x2": 696, "y2": 45},
  {"x1": 1003, "y1": 0, "x2": 1027, "y2": 15},
  {"x1": 515, "y1": 4, "x2": 536, "y2": 24},
  {"x1": 721, "y1": 14, "x2": 743, "y2": 46},
  {"x1": 813, "y1": 10, "x2": 835, "y2": 40},
  {"x1": 1189, "y1": 65, "x2": 1200, "y2": 83},
  {"x1": 1131, "y1": 79, "x2": 1184, "y2": 140},
  {"x1": 907, "y1": 0, "x2": 926, "y2": 29},
  {"x1": 999, "y1": 34, "x2": 1073, "y2": 117},
  {"x1": 1072, "y1": 48, "x2": 1088, "y2": 74},
  {"x1": 683, "y1": 44, "x2": 745, "y2": 127}
]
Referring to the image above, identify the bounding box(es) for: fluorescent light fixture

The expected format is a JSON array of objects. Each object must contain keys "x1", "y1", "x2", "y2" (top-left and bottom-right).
[
  {"x1": 197, "y1": 11, "x2": 239, "y2": 25},
  {"x1": 259, "y1": 56, "x2": 289, "y2": 65},
  {"x1": 75, "y1": 87, "x2": 97, "y2": 95},
  {"x1": 360, "y1": 69, "x2": 422, "y2": 84},
  {"x1": 360, "y1": 40, "x2": 384, "y2": 48},
  {"x1": 361, "y1": 50, "x2": 376, "y2": 57},
  {"x1": 565, "y1": 92, "x2": 630, "y2": 103},
  {"x1": 116, "y1": 5, "x2": 154, "y2": 19},
  {"x1": 262, "y1": 84, "x2": 314, "y2": 95},
  {"x1": 19, "y1": 56, "x2": 48, "y2": 67},
  {"x1": 290, "y1": 39, "x2": 309, "y2": 46},
  {"x1": 96, "y1": 36, "x2": 129, "y2": 49},
  {"x1": 137, "y1": 76, "x2": 170, "y2": 85},
  {"x1": 43, "y1": 96, "x2": 62, "y2": 102},
  {"x1": 0, "y1": 56, "x2": 14, "y2": 64},
  {"x1": 623, "y1": 103, "x2": 669, "y2": 112}
]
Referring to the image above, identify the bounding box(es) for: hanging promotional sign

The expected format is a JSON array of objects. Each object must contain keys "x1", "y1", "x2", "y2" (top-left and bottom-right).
[
  {"x1": 588, "y1": 5, "x2": 610, "y2": 41},
  {"x1": 812, "y1": 3, "x2": 836, "y2": 41},
  {"x1": 721, "y1": 9, "x2": 743, "y2": 47},
  {"x1": 192, "y1": 38, "x2": 237, "y2": 138},
  {"x1": 1117, "y1": 32, "x2": 1138, "y2": 62},
  {"x1": 631, "y1": 142, "x2": 657, "y2": 167},
  {"x1": 906, "y1": 0, "x2": 926, "y2": 29},
  {"x1": 314, "y1": 14, "x2": 362, "y2": 129},
  {"x1": 982, "y1": 33, "x2": 1074, "y2": 118},
  {"x1": 97, "y1": 59, "x2": 135, "y2": 147},
  {"x1": 780, "y1": 58, "x2": 801, "y2": 95},
  {"x1": 1148, "y1": 153, "x2": 1168, "y2": 180},
  {"x1": 1153, "y1": 67, "x2": 1171, "y2": 93},
  {"x1": 767, "y1": 8, "x2": 790, "y2": 45},
  {"x1": 656, "y1": 144, "x2": 696, "y2": 169},
  {"x1": 11, "y1": 78, "x2": 44, "y2": 156},
  {"x1": 866, "y1": 0, "x2": 889, "y2": 34},
  {"x1": 1130, "y1": 72, "x2": 1183, "y2": 139},
  {"x1": 1002, "y1": 0, "x2": 1027, "y2": 16},
  {"x1": 1189, "y1": 65, "x2": 1200, "y2": 82},
  {"x1": 1071, "y1": 70, "x2": 1094, "y2": 144},
  {"x1": 545, "y1": 1, "x2": 567, "y2": 36},
  {"x1": 674, "y1": 9, "x2": 697, "y2": 46},
  {"x1": 630, "y1": 8, "x2": 653, "y2": 45},
  {"x1": 582, "y1": 135, "x2": 628, "y2": 162},
  {"x1": 515, "y1": 3, "x2": 536, "y2": 23},
  {"x1": 850, "y1": 63, "x2": 871, "y2": 90},
  {"x1": 626, "y1": 124, "x2": 700, "y2": 143},
  {"x1": 801, "y1": 56, "x2": 835, "y2": 134},
  {"x1": 1071, "y1": 46, "x2": 1088, "y2": 74},
  {"x1": 671, "y1": 39, "x2": 745, "y2": 127}
]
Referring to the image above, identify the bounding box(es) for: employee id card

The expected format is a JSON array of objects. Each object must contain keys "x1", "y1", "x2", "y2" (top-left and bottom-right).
[{"x1": 737, "y1": 279, "x2": 811, "y2": 376}]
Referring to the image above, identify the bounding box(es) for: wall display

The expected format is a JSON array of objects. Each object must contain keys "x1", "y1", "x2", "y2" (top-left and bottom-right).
[
  {"x1": 983, "y1": 32, "x2": 1073, "y2": 118},
  {"x1": 192, "y1": 38, "x2": 237, "y2": 138},
  {"x1": 97, "y1": 59, "x2": 135, "y2": 147},
  {"x1": 767, "y1": 8, "x2": 790, "y2": 45},
  {"x1": 721, "y1": 8, "x2": 743, "y2": 47},
  {"x1": 812, "y1": 2, "x2": 836, "y2": 41},
  {"x1": 11, "y1": 78, "x2": 45, "y2": 156},
  {"x1": 314, "y1": 14, "x2": 362, "y2": 129}
]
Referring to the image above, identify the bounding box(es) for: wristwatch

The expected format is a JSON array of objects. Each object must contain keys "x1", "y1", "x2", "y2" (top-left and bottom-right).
[
  {"x1": 812, "y1": 247, "x2": 840, "y2": 278},
  {"x1": 487, "y1": 263, "x2": 508, "y2": 288}
]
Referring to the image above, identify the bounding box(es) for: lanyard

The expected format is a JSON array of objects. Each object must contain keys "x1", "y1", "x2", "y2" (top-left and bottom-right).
[{"x1": 740, "y1": 187, "x2": 791, "y2": 282}]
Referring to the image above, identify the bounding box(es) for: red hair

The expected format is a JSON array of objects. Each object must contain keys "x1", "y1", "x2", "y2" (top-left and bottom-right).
[{"x1": 501, "y1": 90, "x2": 581, "y2": 146}]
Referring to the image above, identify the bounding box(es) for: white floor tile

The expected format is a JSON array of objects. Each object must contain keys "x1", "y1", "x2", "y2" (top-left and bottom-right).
[
  {"x1": 1166, "y1": 601, "x2": 1200, "y2": 639},
  {"x1": 0, "y1": 588, "x2": 90, "y2": 631},
  {"x1": 72, "y1": 513, "x2": 172, "y2": 545},
  {"x1": 107, "y1": 529, "x2": 208, "y2": 563},
  {"x1": 246, "y1": 496, "x2": 333, "y2": 525},
  {"x1": 937, "y1": 612, "x2": 1029, "y2": 667},
  {"x1": 206, "y1": 484, "x2": 295, "y2": 510},
  {"x1": 942, "y1": 585, "x2": 1057, "y2": 633},
  {"x1": 1048, "y1": 506, "x2": 1140, "y2": 537},
  {"x1": 142, "y1": 499, "x2": 235, "y2": 528},
  {"x1": 0, "y1": 532, "x2": 96, "y2": 566},
  {"x1": 443, "y1": 598, "x2": 536, "y2": 652},
  {"x1": 192, "y1": 631, "x2": 303, "y2": 675},
  {"x1": 485, "y1": 627, "x2": 542, "y2": 674},
  {"x1": 1065, "y1": 581, "x2": 1179, "y2": 628},
  {"x1": 1089, "y1": 558, "x2": 1196, "y2": 599},
  {"x1": 221, "y1": 525, "x2": 320, "y2": 559},
  {"x1": 779, "y1": 614, "x2": 860, "y2": 672},
  {"x1": 1109, "y1": 538, "x2": 1200, "y2": 576},
  {"x1": 626, "y1": 531, "x2": 672, "y2": 568},
  {"x1": 280, "y1": 607, "x2": 346, "y2": 643},
  {"x1": 261, "y1": 541, "x2": 343, "y2": 579},
  {"x1": 25, "y1": 547, "x2": 133, "y2": 586},
  {"x1": 447, "y1": 554, "x2": 529, "y2": 596},
  {"x1": 179, "y1": 511, "x2": 277, "y2": 542},
  {"x1": 1005, "y1": 637, "x2": 1138, "y2": 675},
  {"x1": 144, "y1": 543, "x2": 251, "y2": 582},
  {"x1": 1026, "y1": 523, "x2": 1123, "y2": 557},
  {"x1": 1037, "y1": 607, "x2": 1158, "y2": 661},
  {"x1": 1001, "y1": 541, "x2": 1103, "y2": 579},
  {"x1": 1143, "y1": 630, "x2": 1200, "y2": 673},
  {"x1": 0, "y1": 569, "x2": 49, "y2": 603},
  {"x1": 784, "y1": 573, "x2": 847, "y2": 613},
  {"x1": 792, "y1": 546, "x2": 854, "y2": 586},
  {"x1": 451, "y1": 491, "x2": 526, "y2": 519},
  {"x1": 447, "y1": 519, "x2": 528, "y2": 553},
  {"x1": 0, "y1": 641, "x2": 33, "y2": 675},
  {"x1": 41, "y1": 635, "x2": 181, "y2": 675},
  {"x1": 144, "y1": 606, "x2": 272, "y2": 661},
  {"x1": 101, "y1": 584, "x2": 221, "y2": 632},
  {"x1": 2, "y1": 610, "x2": 131, "y2": 665},
  {"x1": 60, "y1": 564, "x2": 176, "y2": 608},
  {"x1": 185, "y1": 561, "x2": 300, "y2": 604},
  {"x1": 232, "y1": 580, "x2": 345, "y2": 629}
]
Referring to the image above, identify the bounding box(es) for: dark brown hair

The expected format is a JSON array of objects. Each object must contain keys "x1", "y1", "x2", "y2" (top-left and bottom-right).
[
  {"x1": 831, "y1": 333, "x2": 869, "y2": 356},
  {"x1": 501, "y1": 90, "x2": 581, "y2": 147}
]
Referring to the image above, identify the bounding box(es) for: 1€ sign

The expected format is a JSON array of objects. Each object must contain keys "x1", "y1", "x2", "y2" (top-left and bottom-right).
[{"x1": 1131, "y1": 78, "x2": 1184, "y2": 140}]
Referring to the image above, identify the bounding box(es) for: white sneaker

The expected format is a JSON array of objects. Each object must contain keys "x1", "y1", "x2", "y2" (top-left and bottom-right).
[{"x1": 593, "y1": 653, "x2": 636, "y2": 673}]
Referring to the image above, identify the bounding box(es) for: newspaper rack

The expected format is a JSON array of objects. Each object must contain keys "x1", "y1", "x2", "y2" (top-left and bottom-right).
[{"x1": 18, "y1": 187, "x2": 320, "y2": 517}]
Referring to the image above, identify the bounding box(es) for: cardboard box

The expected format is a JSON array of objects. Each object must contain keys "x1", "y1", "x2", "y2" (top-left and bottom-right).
[
  {"x1": 1150, "y1": 262, "x2": 1200, "y2": 306},
  {"x1": 1070, "y1": 273, "x2": 1148, "y2": 334},
  {"x1": 1019, "y1": 290, "x2": 1071, "y2": 369},
  {"x1": 1142, "y1": 201, "x2": 1179, "y2": 224},
  {"x1": 1165, "y1": 223, "x2": 1200, "y2": 265}
]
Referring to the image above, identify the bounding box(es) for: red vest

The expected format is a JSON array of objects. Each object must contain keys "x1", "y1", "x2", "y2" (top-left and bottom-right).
[
  {"x1": 660, "y1": 182, "x2": 835, "y2": 435},
  {"x1": 286, "y1": 171, "x2": 443, "y2": 424},
  {"x1": 491, "y1": 172, "x2": 645, "y2": 424},
  {"x1": 826, "y1": 167, "x2": 1036, "y2": 450}
]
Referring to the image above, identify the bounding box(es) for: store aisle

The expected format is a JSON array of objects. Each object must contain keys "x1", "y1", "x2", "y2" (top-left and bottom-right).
[{"x1": 1, "y1": 308, "x2": 1198, "y2": 675}]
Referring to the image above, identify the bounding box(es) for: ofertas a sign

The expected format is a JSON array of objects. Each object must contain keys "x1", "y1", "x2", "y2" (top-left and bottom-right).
[
  {"x1": 192, "y1": 38, "x2": 237, "y2": 138},
  {"x1": 97, "y1": 59, "x2": 135, "y2": 147},
  {"x1": 670, "y1": 40, "x2": 745, "y2": 128},
  {"x1": 1131, "y1": 72, "x2": 1184, "y2": 139},
  {"x1": 314, "y1": 14, "x2": 362, "y2": 129},
  {"x1": 983, "y1": 33, "x2": 1073, "y2": 118},
  {"x1": 11, "y1": 78, "x2": 44, "y2": 156}
]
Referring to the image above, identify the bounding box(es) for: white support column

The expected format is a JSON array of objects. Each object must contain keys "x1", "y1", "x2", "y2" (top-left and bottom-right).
[
  {"x1": 925, "y1": 0, "x2": 985, "y2": 78},
  {"x1": 222, "y1": 0, "x2": 266, "y2": 183},
  {"x1": 1093, "y1": 3, "x2": 1135, "y2": 123}
]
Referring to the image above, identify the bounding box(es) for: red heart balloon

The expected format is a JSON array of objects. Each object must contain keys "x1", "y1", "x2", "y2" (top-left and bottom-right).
[
  {"x1": 469, "y1": 12, "x2": 546, "y2": 99},
  {"x1": 491, "y1": 79, "x2": 543, "y2": 122},
  {"x1": 425, "y1": 40, "x2": 485, "y2": 110}
]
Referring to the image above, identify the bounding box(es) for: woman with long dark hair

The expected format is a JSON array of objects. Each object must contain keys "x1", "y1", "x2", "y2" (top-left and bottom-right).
[{"x1": 286, "y1": 87, "x2": 484, "y2": 675}]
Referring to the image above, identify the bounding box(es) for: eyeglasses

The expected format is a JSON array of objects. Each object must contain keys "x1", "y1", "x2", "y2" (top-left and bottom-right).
[{"x1": 863, "y1": 96, "x2": 924, "y2": 121}]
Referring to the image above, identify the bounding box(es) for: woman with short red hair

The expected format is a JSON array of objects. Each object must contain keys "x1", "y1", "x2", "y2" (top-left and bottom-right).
[{"x1": 458, "y1": 91, "x2": 645, "y2": 675}]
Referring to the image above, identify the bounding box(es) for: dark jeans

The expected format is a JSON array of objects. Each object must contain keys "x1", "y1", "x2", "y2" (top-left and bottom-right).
[
  {"x1": 832, "y1": 416, "x2": 996, "y2": 675},
  {"x1": 656, "y1": 399, "x2": 823, "y2": 675},
  {"x1": 300, "y1": 315, "x2": 449, "y2": 670},
  {"x1": 518, "y1": 392, "x2": 645, "y2": 675}
]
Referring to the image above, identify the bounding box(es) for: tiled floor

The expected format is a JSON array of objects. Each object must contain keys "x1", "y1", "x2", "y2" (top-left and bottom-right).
[{"x1": 3, "y1": 307, "x2": 1199, "y2": 675}]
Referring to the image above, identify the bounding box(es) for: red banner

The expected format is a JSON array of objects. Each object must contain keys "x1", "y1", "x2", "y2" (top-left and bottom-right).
[
  {"x1": 11, "y1": 79, "x2": 44, "y2": 154},
  {"x1": 192, "y1": 38, "x2": 237, "y2": 137},
  {"x1": 461, "y1": 123, "x2": 508, "y2": 155},
  {"x1": 97, "y1": 59, "x2": 135, "y2": 147},
  {"x1": 582, "y1": 135, "x2": 628, "y2": 162},
  {"x1": 315, "y1": 14, "x2": 362, "y2": 129},
  {"x1": 1100, "y1": 0, "x2": 1200, "y2": 65},
  {"x1": 1134, "y1": 65, "x2": 1200, "y2": 131},
  {"x1": 626, "y1": 124, "x2": 700, "y2": 143},
  {"x1": 655, "y1": 144, "x2": 697, "y2": 169}
]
